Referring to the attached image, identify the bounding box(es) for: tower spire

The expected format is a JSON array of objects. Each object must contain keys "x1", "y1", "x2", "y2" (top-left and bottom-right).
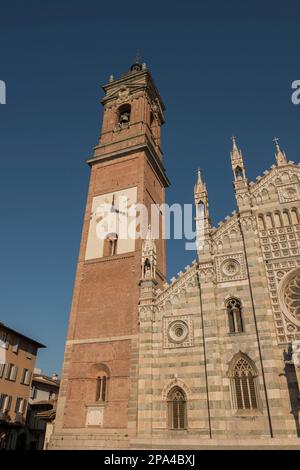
[
  {"x1": 230, "y1": 136, "x2": 246, "y2": 181},
  {"x1": 273, "y1": 137, "x2": 287, "y2": 166},
  {"x1": 194, "y1": 169, "x2": 211, "y2": 257},
  {"x1": 130, "y1": 51, "x2": 142, "y2": 72}
]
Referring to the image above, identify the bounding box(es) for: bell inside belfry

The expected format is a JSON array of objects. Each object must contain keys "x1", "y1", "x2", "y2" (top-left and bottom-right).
[{"x1": 120, "y1": 112, "x2": 130, "y2": 124}]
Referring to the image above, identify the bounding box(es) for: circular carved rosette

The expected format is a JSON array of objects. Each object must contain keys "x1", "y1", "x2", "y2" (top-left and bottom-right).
[
  {"x1": 278, "y1": 267, "x2": 300, "y2": 328},
  {"x1": 168, "y1": 320, "x2": 189, "y2": 344}
]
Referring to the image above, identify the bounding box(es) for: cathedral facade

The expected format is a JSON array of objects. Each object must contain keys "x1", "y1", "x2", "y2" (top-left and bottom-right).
[{"x1": 50, "y1": 60, "x2": 300, "y2": 449}]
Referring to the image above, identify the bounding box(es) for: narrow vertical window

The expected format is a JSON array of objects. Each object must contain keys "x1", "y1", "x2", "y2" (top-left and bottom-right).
[
  {"x1": 95, "y1": 375, "x2": 108, "y2": 402},
  {"x1": 226, "y1": 298, "x2": 243, "y2": 333}
]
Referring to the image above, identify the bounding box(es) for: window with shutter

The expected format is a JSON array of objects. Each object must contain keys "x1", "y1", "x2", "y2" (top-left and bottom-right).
[
  {"x1": 15, "y1": 397, "x2": 21, "y2": 413},
  {"x1": 5, "y1": 364, "x2": 12, "y2": 380},
  {"x1": 0, "y1": 394, "x2": 6, "y2": 410},
  {"x1": 0, "y1": 363, "x2": 5, "y2": 378},
  {"x1": 4, "y1": 395, "x2": 12, "y2": 411},
  {"x1": 20, "y1": 368, "x2": 26, "y2": 384},
  {"x1": 11, "y1": 365, "x2": 18, "y2": 382},
  {"x1": 25, "y1": 370, "x2": 32, "y2": 385}
]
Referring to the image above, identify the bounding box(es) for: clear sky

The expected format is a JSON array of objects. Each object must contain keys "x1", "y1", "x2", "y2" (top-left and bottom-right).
[{"x1": 0, "y1": 0, "x2": 299, "y2": 375}]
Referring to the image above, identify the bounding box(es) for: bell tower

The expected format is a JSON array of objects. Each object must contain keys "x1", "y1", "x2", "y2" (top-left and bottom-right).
[{"x1": 52, "y1": 59, "x2": 169, "y2": 446}]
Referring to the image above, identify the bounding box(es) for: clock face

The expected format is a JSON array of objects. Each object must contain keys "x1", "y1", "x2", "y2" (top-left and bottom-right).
[{"x1": 85, "y1": 187, "x2": 137, "y2": 260}]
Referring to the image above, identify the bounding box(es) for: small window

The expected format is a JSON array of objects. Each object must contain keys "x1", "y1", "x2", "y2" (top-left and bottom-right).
[
  {"x1": 96, "y1": 375, "x2": 107, "y2": 402},
  {"x1": 103, "y1": 233, "x2": 118, "y2": 257},
  {"x1": 0, "y1": 363, "x2": 5, "y2": 379},
  {"x1": 5, "y1": 364, "x2": 18, "y2": 381},
  {"x1": 5, "y1": 364, "x2": 12, "y2": 380},
  {"x1": 167, "y1": 387, "x2": 187, "y2": 430},
  {"x1": 3, "y1": 395, "x2": 12, "y2": 412},
  {"x1": 20, "y1": 368, "x2": 31, "y2": 385},
  {"x1": 15, "y1": 397, "x2": 26, "y2": 415},
  {"x1": 226, "y1": 298, "x2": 244, "y2": 333}
]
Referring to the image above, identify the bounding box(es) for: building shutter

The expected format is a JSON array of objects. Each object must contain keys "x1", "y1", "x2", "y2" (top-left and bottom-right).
[{"x1": 11, "y1": 365, "x2": 18, "y2": 381}]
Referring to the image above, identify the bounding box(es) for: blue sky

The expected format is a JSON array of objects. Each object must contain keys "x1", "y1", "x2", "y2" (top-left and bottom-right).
[{"x1": 0, "y1": 0, "x2": 299, "y2": 375}]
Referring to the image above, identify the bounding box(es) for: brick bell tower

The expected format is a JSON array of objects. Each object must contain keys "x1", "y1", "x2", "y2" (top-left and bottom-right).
[{"x1": 51, "y1": 58, "x2": 169, "y2": 448}]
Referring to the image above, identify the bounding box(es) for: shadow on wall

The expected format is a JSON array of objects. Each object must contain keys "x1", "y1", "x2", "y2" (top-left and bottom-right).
[{"x1": 283, "y1": 345, "x2": 300, "y2": 437}]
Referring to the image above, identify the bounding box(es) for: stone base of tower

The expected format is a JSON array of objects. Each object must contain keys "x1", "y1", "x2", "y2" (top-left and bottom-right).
[
  {"x1": 48, "y1": 429, "x2": 130, "y2": 450},
  {"x1": 48, "y1": 430, "x2": 300, "y2": 450}
]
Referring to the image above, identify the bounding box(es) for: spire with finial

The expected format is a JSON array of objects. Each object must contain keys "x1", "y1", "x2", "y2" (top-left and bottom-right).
[
  {"x1": 230, "y1": 136, "x2": 246, "y2": 181},
  {"x1": 273, "y1": 136, "x2": 287, "y2": 166},
  {"x1": 194, "y1": 168, "x2": 211, "y2": 257},
  {"x1": 194, "y1": 168, "x2": 206, "y2": 196},
  {"x1": 194, "y1": 168, "x2": 210, "y2": 221},
  {"x1": 130, "y1": 50, "x2": 143, "y2": 72}
]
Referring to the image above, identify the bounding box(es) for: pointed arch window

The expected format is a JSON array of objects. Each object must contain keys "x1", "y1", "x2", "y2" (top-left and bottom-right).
[
  {"x1": 234, "y1": 166, "x2": 243, "y2": 180},
  {"x1": 226, "y1": 298, "x2": 244, "y2": 333},
  {"x1": 167, "y1": 387, "x2": 187, "y2": 430},
  {"x1": 230, "y1": 355, "x2": 260, "y2": 410}
]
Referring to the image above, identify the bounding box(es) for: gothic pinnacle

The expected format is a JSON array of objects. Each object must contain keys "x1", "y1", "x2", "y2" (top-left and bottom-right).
[{"x1": 273, "y1": 136, "x2": 287, "y2": 166}]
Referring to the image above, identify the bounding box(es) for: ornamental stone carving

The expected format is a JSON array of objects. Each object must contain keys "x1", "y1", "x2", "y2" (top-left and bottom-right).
[
  {"x1": 116, "y1": 86, "x2": 130, "y2": 104},
  {"x1": 163, "y1": 315, "x2": 193, "y2": 349},
  {"x1": 278, "y1": 267, "x2": 300, "y2": 327},
  {"x1": 278, "y1": 184, "x2": 300, "y2": 203},
  {"x1": 215, "y1": 253, "x2": 247, "y2": 282}
]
